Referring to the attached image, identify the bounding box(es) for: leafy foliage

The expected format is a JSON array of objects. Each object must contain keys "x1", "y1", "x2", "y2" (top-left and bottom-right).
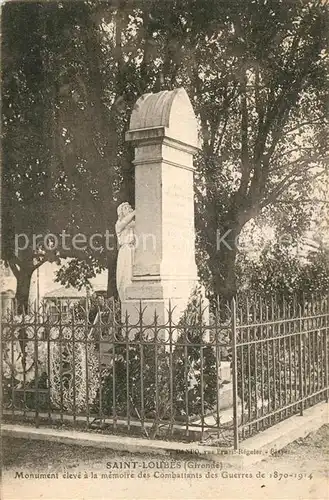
[{"x1": 237, "y1": 243, "x2": 329, "y2": 301}]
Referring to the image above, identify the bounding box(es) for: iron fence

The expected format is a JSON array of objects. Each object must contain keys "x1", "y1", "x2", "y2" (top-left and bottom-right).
[
  {"x1": 233, "y1": 294, "x2": 329, "y2": 447},
  {"x1": 1, "y1": 294, "x2": 328, "y2": 448}
]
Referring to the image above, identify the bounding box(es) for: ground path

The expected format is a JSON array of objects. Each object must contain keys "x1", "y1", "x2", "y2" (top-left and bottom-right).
[{"x1": 2, "y1": 425, "x2": 328, "y2": 499}]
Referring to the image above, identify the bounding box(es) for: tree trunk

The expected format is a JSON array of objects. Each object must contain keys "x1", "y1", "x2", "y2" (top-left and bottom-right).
[
  {"x1": 107, "y1": 250, "x2": 118, "y2": 299},
  {"x1": 212, "y1": 223, "x2": 240, "y2": 301},
  {"x1": 120, "y1": 148, "x2": 135, "y2": 205},
  {"x1": 15, "y1": 266, "x2": 33, "y2": 314}
]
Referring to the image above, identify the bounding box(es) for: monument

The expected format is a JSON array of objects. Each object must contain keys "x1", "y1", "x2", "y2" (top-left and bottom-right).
[{"x1": 122, "y1": 87, "x2": 200, "y2": 326}]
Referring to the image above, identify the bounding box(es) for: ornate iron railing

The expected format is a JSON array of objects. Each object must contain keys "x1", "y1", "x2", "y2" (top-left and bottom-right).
[
  {"x1": 233, "y1": 294, "x2": 329, "y2": 447},
  {"x1": 1, "y1": 294, "x2": 328, "y2": 448}
]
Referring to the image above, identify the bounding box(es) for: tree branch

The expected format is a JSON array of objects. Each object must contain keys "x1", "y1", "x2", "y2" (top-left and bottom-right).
[
  {"x1": 8, "y1": 257, "x2": 21, "y2": 278},
  {"x1": 285, "y1": 119, "x2": 326, "y2": 135},
  {"x1": 236, "y1": 69, "x2": 251, "y2": 198},
  {"x1": 32, "y1": 258, "x2": 47, "y2": 272},
  {"x1": 261, "y1": 167, "x2": 327, "y2": 209}
]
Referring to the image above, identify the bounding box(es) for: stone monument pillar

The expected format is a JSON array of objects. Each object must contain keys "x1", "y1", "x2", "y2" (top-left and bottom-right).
[{"x1": 123, "y1": 88, "x2": 200, "y2": 326}]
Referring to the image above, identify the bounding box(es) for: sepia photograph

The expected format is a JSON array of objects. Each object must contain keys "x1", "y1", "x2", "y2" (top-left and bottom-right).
[{"x1": 1, "y1": 0, "x2": 329, "y2": 498}]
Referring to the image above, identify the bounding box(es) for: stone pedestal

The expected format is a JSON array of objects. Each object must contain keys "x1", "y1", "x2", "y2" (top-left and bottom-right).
[
  {"x1": 1, "y1": 290, "x2": 15, "y2": 318},
  {"x1": 123, "y1": 88, "x2": 200, "y2": 327}
]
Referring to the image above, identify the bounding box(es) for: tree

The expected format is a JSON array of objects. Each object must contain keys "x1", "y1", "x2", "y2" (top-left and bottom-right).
[
  {"x1": 1, "y1": 2, "x2": 131, "y2": 308},
  {"x1": 93, "y1": 0, "x2": 329, "y2": 300},
  {"x1": 186, "y1": 0, "x2": 329, "y2": 299},
  {"x1": 2, "y1": 3, "x2": 60, "y2": 312}
]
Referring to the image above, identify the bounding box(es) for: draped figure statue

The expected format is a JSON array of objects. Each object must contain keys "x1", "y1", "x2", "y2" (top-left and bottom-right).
[{"x1": 115, "y1": 202, "x2": 136, "y2": 302}]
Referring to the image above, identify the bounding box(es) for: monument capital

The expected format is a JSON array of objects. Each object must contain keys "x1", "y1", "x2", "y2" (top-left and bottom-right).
[{"x1": 125, "y1": 88, "x2": 199, "y2": 151}]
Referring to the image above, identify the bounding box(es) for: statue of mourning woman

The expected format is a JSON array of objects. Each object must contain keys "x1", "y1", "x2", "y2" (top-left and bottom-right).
[{"x1": 115, "y1": 202, "x2": 136, "y2": 303}]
